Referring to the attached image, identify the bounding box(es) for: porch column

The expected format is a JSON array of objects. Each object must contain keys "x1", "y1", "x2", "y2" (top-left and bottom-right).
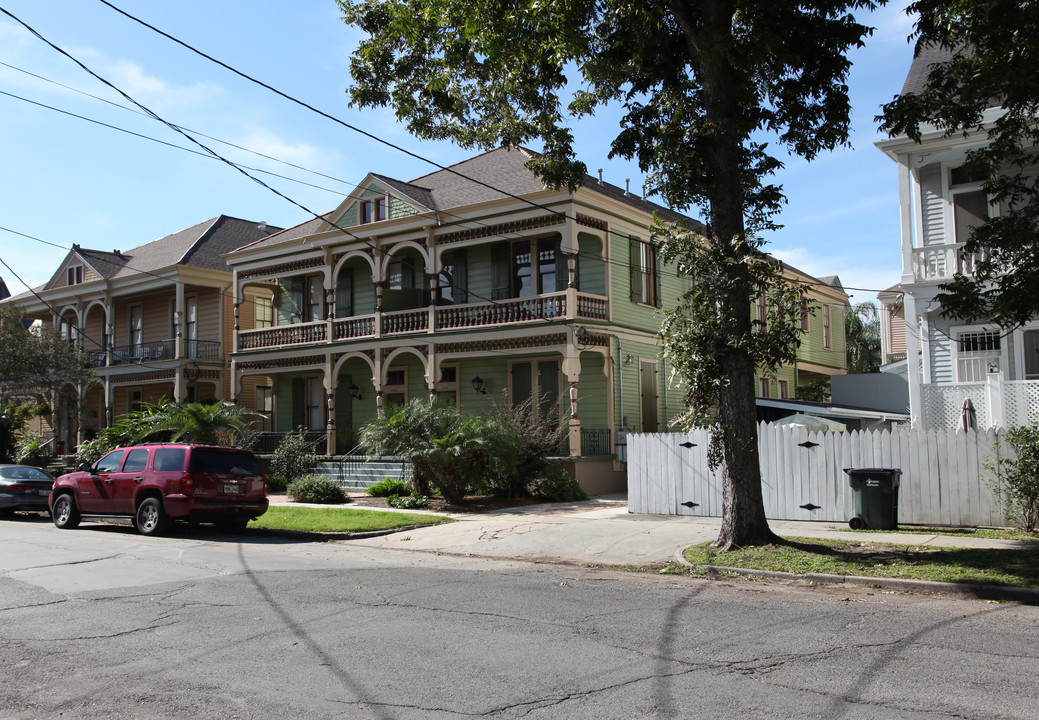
[
  {"x1": 986, "y1": 371, "x2": 1005, "y2": 428},
  {"x1": 562, "y1": 351, "x2": 581, "y2": 458},
  {"x1": 232, "y1": 270, "x2": 241, "y2": 354},
  {"x1": 374, "y1": 280, "x2": 384, "y2": 336},
  {"x1": 903, "y1": 294, "x2": 923, "y2": 427},
  {"x1": 427, "y1": 273, "x2": 438, "y2": 333},
  {"x1": 104, "y1": 378, "x2": 114, "y2": 428},
  {"x1": 324, "y1": 360, "x2": 336, "y2": 455},
  {"x1": 230, "y1": 359, "x2": 242, "y2": 404}
]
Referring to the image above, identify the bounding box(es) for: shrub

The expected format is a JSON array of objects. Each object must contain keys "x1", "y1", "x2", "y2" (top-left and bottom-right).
[
  {"x1": 267, "y1": 474, "x2": 288, "y2": 493},
  {"x1": 387, "y1": 493, "x2": 429, "y2": 509},
  {"x1": 990, "y1": 424, "x2": 1039, "y2": 532},
  {"x1": 287, "y1": 475, "x2": 348, "y2": 504},
  {"x1": 366, "y1": 477, "x2": 412, "y2": 497},
  {"x1": 482, "y1": 395, "x2": 566, "y2": 498},
  {"x1": 270, "y1": 427, "x2": 317, "y2": 483},
  {"x1": 14, "y1": 430, "x2": 46, "y2": 464},
  {"x1": 534, "y1": 470, "x2": 588, "y2": 503}
]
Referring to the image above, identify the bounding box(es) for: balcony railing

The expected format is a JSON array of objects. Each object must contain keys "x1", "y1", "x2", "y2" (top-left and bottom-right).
[
  {"x1": 98, "y1": 339, "x2": 221, "y2": 365},
  {"x1": 239, "y1": 321, "x2": 327, "y2": 350},
  {"x1": 912, "y1": 242, "x2": 989, "y2": 282},
  {"x1": 237, "y1": 292, "x2": 611, "y2": 351}
]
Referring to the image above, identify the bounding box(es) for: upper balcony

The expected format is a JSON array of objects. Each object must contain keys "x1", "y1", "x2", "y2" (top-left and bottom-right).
[
  {"x1": 237, "y1": 291, "x2": 610, "y2": 351},
  {"x1": 89, "y1": 339, "x2": 222, "y2": 368},
  {"x1": 911, "y1": 242, "x2": 988, "y2": 283}
]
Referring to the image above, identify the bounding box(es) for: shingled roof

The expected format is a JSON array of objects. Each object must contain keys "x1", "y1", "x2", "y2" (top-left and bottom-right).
[
  {"x1": 900, "y1": 43, "x2": 956, "y2": 97},
  {"x1": 4, "y1": 216, "x2": 281, "y2": 303}
]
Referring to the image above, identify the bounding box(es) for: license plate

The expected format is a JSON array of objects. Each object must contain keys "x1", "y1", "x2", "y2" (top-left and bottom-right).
[
  {"x1": 38, "y1": 489, "x2": 50, "y2": 496},
  {"x1": 223, "y1": 483, "x2": 239, "y2": 494}
]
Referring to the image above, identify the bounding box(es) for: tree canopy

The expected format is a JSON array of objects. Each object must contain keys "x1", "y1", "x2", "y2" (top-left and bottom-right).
[
  {"x1": 845, "y1": 302, "x2": 881, "y2": 373},
  {"x1": 0, "y1": 303, "x2": 93, "y2": 404},
  {"x1": 340, "y1": 0, "x2": 876, "y2": 548},
  {"x1": 879, "y1": 0, "x2": 1039, "y2": 328}
]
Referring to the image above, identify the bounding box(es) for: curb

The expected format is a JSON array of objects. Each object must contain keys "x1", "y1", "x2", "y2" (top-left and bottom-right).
[
  {"x1": 245, "y1": 523, "x2": 436, "y2": 542},
  {"x1": 673, "y1": 550, "x2": 1039, "y2": 604}
]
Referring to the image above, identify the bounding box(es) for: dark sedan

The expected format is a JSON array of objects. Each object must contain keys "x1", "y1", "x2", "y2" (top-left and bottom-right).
[{"x1": 0, "y1": 464, "x2": 55, "y2": 515}]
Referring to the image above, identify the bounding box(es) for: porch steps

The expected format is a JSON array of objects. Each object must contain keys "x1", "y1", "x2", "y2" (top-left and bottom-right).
[{"x1": 313, "y1": 458, "x2": 410, "y2": 492}]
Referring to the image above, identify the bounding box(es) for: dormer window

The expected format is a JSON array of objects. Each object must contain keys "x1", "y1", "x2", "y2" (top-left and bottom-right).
[
  {"x1": 360, "y1": 197, "x2": 387, "y2": 224},
  {"x1": 67, "y1": 265, "x2": 83, "y2": 286}
]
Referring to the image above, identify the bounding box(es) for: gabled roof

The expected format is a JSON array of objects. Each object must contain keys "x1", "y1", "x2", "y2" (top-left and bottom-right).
[
  {"x1": 5, "y1": 216, "x2": 280, "y2": 303},
  {"x1": 233, "y1": 147, "x2": 701, "y2": 255}
]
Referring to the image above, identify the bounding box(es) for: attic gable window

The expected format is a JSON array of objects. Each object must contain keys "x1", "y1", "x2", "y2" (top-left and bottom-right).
[
  {"x1": 67, "y1": 265, "x2": 83, "y2": 286},
  {"x1": 360, "y1": 197, "x2": 387, "y2": 224}
]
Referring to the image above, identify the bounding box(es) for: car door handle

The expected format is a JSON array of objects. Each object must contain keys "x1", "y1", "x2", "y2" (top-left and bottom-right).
[
  {"x1": 134, "y1": 477, "x2": 144, "y2": 483},
  {"x1": 104, "y1": 478, "x2": 113, "y2": 485}
]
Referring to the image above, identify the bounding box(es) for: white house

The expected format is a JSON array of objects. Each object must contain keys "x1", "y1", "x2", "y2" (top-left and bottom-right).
[{"x1": 876, "y1": 45, "x2": 1039, "y2": 430}]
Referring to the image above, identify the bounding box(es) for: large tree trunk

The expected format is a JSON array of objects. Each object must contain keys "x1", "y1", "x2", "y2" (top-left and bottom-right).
[
  {"x1": 712, "y1": 352, "x2": 780, "y2": 549},
  {"x1": 689, "y1": 0, "x2": 778, "y2": 549}
]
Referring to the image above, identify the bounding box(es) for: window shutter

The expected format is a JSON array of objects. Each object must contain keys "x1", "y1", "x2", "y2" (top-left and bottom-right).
[
  {"x1": 652, "y1": 243, "x2": 662, "y2": 308},
  {"x1": 291, "y1": 378, "x2": 305, "y2": 430},
  {"x1": 491, "y1": 242, "x2": 510, "y2": 300},
  {"x1": 555, "y1": 241, "x2": 568, "y2": 292},
  {"x1": 629, "y1": 237, "x2": 641, "y2": 303},
  {"x1": 454, "y1": 249, "x2": 468, "y2": 304},
  {"x1": 335, "y1": 269, "x2": 353, "y2": 318}
]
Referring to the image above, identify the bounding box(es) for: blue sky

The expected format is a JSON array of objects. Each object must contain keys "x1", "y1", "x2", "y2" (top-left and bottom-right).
[{"x1": 1, "y1": 1, "x2": 916, "y2": 305}]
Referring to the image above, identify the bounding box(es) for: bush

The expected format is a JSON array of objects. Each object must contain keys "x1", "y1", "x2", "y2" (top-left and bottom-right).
[
  {"x1": 534, "y1": 470, "x2": 587, "y2": 503},
  {"x1": 14, "y1": 430, "x2": 46, "y2": 464},
  {"x1": 270, "y1": 427, "x2": 317, "y2": 483},
  {"x1": 482, "y1": 395, "x2": 566, "y2": 498},
  {"x1": 287, "y1": 475, "x2": 348, "y2": 504},
  {"x1": 267, "y1": 474, "x2": 288, "y2": 493},
  {"x1": 366, "y1": 477, "x2": 412, "y2": 497},
  {"x1": 990, "y1": 424, "x2": 1039, "y2": 532},
  {"x1": 387, "y1": 492, "x2": 429, "y2": 509}
]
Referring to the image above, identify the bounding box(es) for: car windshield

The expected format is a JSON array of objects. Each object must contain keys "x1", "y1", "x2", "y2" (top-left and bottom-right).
[
  {"x1": 0, "y1": 466, "x2": 52, "y2": 480},
  {"x1": 189, "y1": 450, "x2": 263, "y2": 476}
]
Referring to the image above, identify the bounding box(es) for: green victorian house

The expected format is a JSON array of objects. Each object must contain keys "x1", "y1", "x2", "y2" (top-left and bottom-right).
[{"x1": 225, "y1": 148, "x2": 846, "y2": 493}]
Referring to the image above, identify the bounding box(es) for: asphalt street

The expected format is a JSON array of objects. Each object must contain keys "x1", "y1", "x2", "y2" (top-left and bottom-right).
[{"x1": 2, "y1": 516, "x2": 1038, "y2": 719}]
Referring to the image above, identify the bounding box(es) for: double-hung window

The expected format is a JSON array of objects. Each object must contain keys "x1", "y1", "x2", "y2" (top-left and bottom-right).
[{"x1": 629, "y1": 237, "x2": 660, "y2": 307}]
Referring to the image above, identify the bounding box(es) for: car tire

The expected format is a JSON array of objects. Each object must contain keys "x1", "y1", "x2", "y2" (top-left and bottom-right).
[
  {"x1": 52, "y1": 493, "x2": 81, "y2": 529},
  {"x1": 135, "y1": 497, "x2": 170, "y2": 536}
]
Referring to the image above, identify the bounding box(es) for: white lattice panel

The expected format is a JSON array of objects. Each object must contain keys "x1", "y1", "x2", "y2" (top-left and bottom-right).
[
  {"x1": 922, "y1": 383, "x2": 988, "y2": 429},
  {"x1": 1003, "y1": 380, "x2": 1039, "y2": 426}
]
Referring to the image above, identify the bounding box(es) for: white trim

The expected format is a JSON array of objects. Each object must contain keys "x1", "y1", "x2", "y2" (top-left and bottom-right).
[
  {"x1": 1013, "y1": 321, "x2": 1039, "y2": 381},
  {"x1": 950, "y1": 323, "x2": 1008, "y2": 381}
]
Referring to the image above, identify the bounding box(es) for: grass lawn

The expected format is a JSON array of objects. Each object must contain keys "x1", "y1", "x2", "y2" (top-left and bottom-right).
[
  {"x1": 251, "y1": 505, "x2": 453, "y2": 533},
  {"x1": 680, "y1": 537, "x2": 1039, "y2": 589},
  {"x1": 844, "y1": 526, "x2": 1037, "y2": 542}
]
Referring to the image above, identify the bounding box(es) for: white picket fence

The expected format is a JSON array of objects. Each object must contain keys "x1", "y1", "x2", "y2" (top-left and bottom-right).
[{"x1": 628, "y1": 424, "x2": 1009, "y2": 527}]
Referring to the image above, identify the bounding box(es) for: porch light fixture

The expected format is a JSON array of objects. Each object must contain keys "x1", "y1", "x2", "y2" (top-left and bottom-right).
[
  {"x1": 349, "y1": 383, "x2": 363, "y2": 400},
  {"x1": 472, "y1": 376, "x2": 487, "y2": 395}
]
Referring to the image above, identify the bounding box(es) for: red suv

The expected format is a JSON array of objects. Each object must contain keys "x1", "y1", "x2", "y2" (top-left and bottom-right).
[{"x1": 50, "y1": 444, "x2": 269, "y2": 536}]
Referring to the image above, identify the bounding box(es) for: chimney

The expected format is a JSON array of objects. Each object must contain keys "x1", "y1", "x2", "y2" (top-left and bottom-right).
[{"x1": 624, "y1": 179, "x2": 630, "y2": 196}]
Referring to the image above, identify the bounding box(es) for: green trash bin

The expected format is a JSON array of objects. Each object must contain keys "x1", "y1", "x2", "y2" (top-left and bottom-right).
[{"x1": 844, "y1": 468, "x2": 901, "y2": 530}]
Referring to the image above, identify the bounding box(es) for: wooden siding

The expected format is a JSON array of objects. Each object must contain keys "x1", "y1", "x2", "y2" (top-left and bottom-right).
[
  {"x1": 929, "y1": 317, "x2": 955, "y2": 383},
  {"x1": 920, "y1": 164, "x2": 945, "y2": 246}
]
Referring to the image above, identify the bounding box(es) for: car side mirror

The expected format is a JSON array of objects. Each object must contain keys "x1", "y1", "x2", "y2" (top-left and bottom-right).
[{"x1": 78, "y1": 462, "x2": 92, "y2": 473}]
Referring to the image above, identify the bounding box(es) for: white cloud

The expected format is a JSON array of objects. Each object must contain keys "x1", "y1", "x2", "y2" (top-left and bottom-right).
[
  {"x1": 102, "y1": 59, "x2": 224, "y2": 111},
  {"x1": 771, "y1": 247, "x2": 901, "y2": 306}
]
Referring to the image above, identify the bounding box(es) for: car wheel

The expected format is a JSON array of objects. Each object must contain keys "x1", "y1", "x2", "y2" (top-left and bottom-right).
[
  {"x1": 135, "y1": 497, "x2": 170, "y2": 536},
  {"x1": 52, "y1": 493, "x2": 81, "y2": 529},
  {"x1": 0, "y1": 508, "x2": 14, "y2": 518}
]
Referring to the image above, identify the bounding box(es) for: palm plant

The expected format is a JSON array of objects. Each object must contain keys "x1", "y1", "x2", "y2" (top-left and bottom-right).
[
  {"x1": 145, "y1": 402, "x2": 258, "y2": 446},
  {"x1": 845, "y1": 302, "x2": 882, "y2": 374}
]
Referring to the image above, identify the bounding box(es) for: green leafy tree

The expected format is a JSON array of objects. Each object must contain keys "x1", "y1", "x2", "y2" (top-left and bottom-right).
[
  {"x1": 0, "y1": 303, "x2": 94, "y2": 447},
  {"x1": 845, "y1": 302, "x2": 881, "y2": 373},
  {"x1": 990, "y1": 424, "x2": 1039, "y2": 532},
  {"x1": 341, "y1": 0, "x2": 876, "y2": 548},
  {"x1": 879, "y1": 1, "x2": 1039, "y2": 328}
]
